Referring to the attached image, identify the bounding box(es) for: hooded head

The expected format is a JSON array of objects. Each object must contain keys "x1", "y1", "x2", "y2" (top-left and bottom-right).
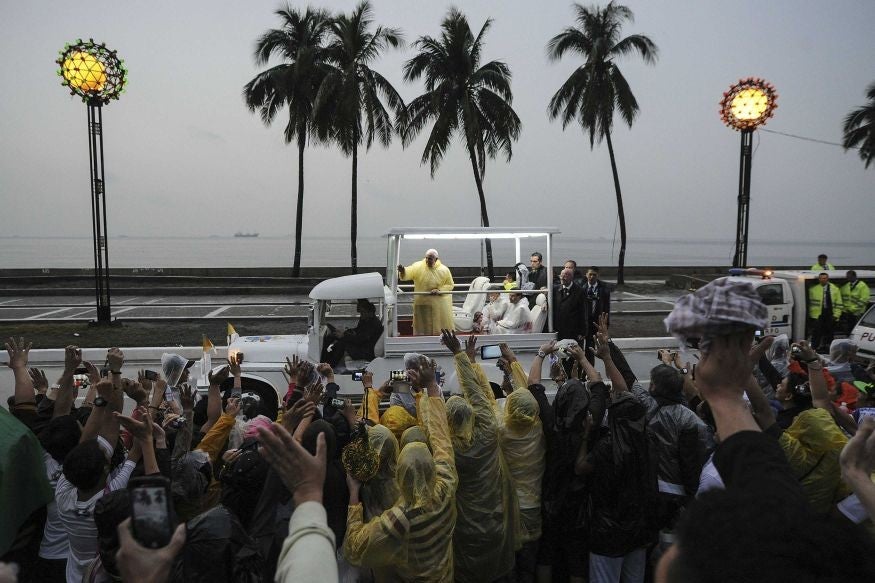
[
  {"x1": 504, "y1": 389, "x2": 540, "y2": 433},
  {"x1": 396, "y1": 441, "x2": 437, "y2": 507},
  {"x1": 171, "y1": 450, "x2": 212, "y2": 503},
  {"x1": 828, "y1": 340, "x2": 857, "y2": 365},
  {"x1": 162, "y1": 353, "x2": 195, "y2": 388},
  {"x1": 400, "y1": 425, "x2": 429, "y2": 450},
  {"x1": 219, "y1": 445, "x2": 269, "y2": 525},
  {"x1": 368, "y1": 424, "x2": 399, "y2": 478},
  {"x1": 445, "y1": 395, "x2": 475, "y2": 450},
  {"x1": 242, "y1": 415, "x2": 273, "y2": 441}
]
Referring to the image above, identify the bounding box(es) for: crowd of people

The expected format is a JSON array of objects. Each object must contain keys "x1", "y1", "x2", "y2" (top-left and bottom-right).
[{"x1": 3, "y1": 269, "x2": 875, "y2": 582}]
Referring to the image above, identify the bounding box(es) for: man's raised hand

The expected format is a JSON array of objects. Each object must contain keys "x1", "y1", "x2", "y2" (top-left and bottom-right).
[
  {"x1": 208, "y1": 365, "x2": 230, "y2": 387},
  {"x1": 29, "y1": 368, "x2": 49, "y2": 393},
  {"x1": 465, "y1": 334, "x2": 478, "y2": 363},
  {"x1": 64, "y1": 345, "x2": 83, "y2": 373},
  {"x1": 5, "y1": 336, "x2": 31, "y2": 369},
  {"x1": 440, "y1": 329, "x2": 463, "y2": 355}
]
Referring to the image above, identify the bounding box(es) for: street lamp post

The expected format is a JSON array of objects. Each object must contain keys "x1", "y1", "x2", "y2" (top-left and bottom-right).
[
  {"x1": 719, "y1": 78, "x2": 778, "y2": 268},
  {"x1": 56, "y1": 40, "x2": 127, "y2": 324}
]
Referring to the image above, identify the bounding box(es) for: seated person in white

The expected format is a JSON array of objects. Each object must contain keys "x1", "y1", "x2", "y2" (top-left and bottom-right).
[
  {"x1": 494, "y1": 289, "x2": 531, "y2": 334},
  {"x1": 475, "y1": 286, "x2": 509, "y2": 333}
]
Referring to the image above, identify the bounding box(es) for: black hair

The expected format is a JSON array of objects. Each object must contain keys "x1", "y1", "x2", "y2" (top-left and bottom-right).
[
  {"x1": 39, "y1": 415, "x2": 82, "y2": 464},
  {"x1": 62, "y1": 439, "x2": 108, "y2": 491},
  {"x1": 649, "y1": 364, "x2": 684, "y2": 399},
  {"x1": 667, "y1": 489, "x2": 875, "y2": 582},
  {"x1": 302, "y1": 419, "x2": 338, "y2": 460},
  {"x1": 818, "y1": 254, "x2": 828, "y2": 260},
  {"x1": 530, "y1": 252, "x2": 543, "y2": 261},
  {"x1": 564, "y1": 259, "x2": 577, "y2": 268},
  {"x1": 588, "y1": 266, "x2": 600, "y2": 273},
  {"x1": 847, "y1": 270, "x2": 857, "y2": 278}
]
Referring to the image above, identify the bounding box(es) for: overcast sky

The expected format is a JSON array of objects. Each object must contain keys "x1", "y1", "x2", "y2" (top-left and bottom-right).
[{"x1": 1, "y1": 0, "x2": 873, "y2": 247}]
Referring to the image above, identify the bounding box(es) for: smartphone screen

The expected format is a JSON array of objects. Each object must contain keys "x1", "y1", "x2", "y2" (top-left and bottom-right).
[
  {"x1": 351, "y1": 371, "x2": 364, "y2": 381},
  {"x1": 390, "y1": 370, "x2": 409, "y2": 382},
  {"x1": 130, "y1": 478, "x2": 173, "y2": 549},
  {"x1": 480, "y1": 345, "x2": 501, "y2": 359}
]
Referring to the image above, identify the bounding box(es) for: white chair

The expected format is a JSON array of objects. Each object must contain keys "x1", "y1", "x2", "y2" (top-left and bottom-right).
[
  {"x1": 454, "y1": 276, "x2": 491, "y2": 331},
  {"x1": 528, "y1": 293, "x2": 547, "y2": 333}
]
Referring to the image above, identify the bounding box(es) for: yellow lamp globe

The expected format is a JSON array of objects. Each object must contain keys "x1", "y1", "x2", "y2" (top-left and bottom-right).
[
  {"x1": 730, "y1": 88, "x2": 769, "y2": 121},
  {"x1": 62, "y1": 51, "x2": 106, "y2": 92}
]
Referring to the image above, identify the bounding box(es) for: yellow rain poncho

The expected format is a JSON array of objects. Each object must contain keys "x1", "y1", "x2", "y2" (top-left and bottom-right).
[
  {"x1": 501, "y1": 386, "x2": 546, "y2": 543},
  {"x1": 361, "y1": 425, "x2": 401, "y2": 521},
  {"x1": 358, "y1": 388, "x2": 420, "y2": 440},
  {"x1": 400, "y1": 258, "x2": 454, "y2": 335},
  {"x1": 400, "y1": 425, "x2": 429, "y2": 451},
  {"x1": 449, "y1": 352, "x2": 522, "y2": 583},
  {"x1": 780, "y1": 407, "x2": 850, "y2": 515},
  {"x1": 344, "y1": 396, "x2": 458, "y2": 582}
]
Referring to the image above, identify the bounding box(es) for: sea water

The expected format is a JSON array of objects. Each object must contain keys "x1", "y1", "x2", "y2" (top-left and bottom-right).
[{"x1": 0, "y1": 235, "x2": 871, "y2": 270}]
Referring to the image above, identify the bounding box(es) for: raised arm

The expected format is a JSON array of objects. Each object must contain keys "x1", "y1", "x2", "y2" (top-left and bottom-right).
[
  {"x1": 590, "y1": 314, "x2": 627, "y2": 393},
  {"x1": 793, "y1": 341, "x2": 830, "y2": 410},
  {"x1": 80, "y1": 379, "x2": 123, "y2": 446},
  {"x1": 5, "y1": 336, "x2": 35, "y2": 404},
  {"x1": 840, "y1": 417, "x2": 875, "y2": 523},
  {"x1": 745, "y1": 338, "x2": 778, "y2": 431},
  {"x1": 445, "y1": 331, "x2": 494, "y2": 422},
  {"x1": 529, "y1": 340, "x2": 557, "y2": 387},
  {"x1": 202, "y1": 365, "x2": 229, "y2": 433},
  {"x1": 54, "y1": 346, "x2": 83, "y2": 418}
]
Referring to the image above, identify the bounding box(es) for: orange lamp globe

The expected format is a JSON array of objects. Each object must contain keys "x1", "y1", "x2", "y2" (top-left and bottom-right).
[
  {"x1": 62, "y1": 51, "x2": 106, "y2": 92},
  {"x1": 719, "y1": 77, "x2": 778, "y2": 131}
]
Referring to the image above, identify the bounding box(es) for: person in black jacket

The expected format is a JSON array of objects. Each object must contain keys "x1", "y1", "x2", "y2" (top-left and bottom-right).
[
  {"x1": 322, "y1": 299, "x2": 383, "y2": 366},
  {"x1": 553, "y1": 268, "x2": 587, "y2": 343},
  {"x1": 582, "y1": 267, "x2": 611, "y2": 363}
]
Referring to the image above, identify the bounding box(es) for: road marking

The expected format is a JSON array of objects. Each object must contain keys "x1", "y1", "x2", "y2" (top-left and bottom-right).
[
  {"x1": 63, "y1": 309, "x2": 97, "y2": 319},
  {"x1": 116, "y1": 297, "x2": 140, "y2": 305},
  {"x1": 0, "y1": 299, "x2": 22, "y2": 305},
  {"x1": 146, "y1": 298, "x2": 163, "y2": 304},
  {"x1": 24, "y1": 307, "x2": 78, "y2": 320},
  {"x1": 619, "y1": 290, "x2": 677, "y2": 306},
  {"x1": 111, "y1": 307, "x2": 138, "y2": 316},
  {"x1": 204, "y1": 306, "x2": 231, "y2": 318}
]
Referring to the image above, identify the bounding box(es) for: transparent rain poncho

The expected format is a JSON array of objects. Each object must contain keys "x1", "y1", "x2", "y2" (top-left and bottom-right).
[
  {"x1": 400, "y1": 426, "x2": 429, "y2": 451},
  {"x1": 360, "y1": 425, "x2": 400, "y2": 521},
  {"x1": 500, "y1": 387, "x2": 546, "y2": 543},
  {"x1": 343, "y1": 397, "x2": 458, "y2": 582},
  {"x1": 449, "y1": 353, "x2": 522, "y2": 583}
]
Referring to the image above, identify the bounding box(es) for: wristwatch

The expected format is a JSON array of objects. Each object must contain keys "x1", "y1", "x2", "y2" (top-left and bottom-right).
[
  {"x1": 93, "y1": 396, "x2": 109, "y2": 408},
  {"x1": 537, "y1": 350, "x2": 547, "y2": 358},
  {"x1": 680, "y1": 367, "x2": 690, "y2": 375}
]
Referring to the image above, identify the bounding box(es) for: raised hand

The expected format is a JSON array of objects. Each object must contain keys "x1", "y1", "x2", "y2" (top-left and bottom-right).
[
  {"x1": 5, "y1": 336, "x2": 31, "y2": 369},
  {"x1": 208, "y1": 365, "x2": 230, "y2": 387},
  {"x1": 440, "y1": 329, "x2": 463, "y2": 355},
  {"x1": 225, "y1": 396, "x2": 241, "y2": 417},
  {"x1": 106, "y1": 347, "x2": 125, "y2": 373},
  {"x1": 64, "y1": 345, "x2": 83, "y2": 373},
  {"x1": 592, "y1": 331, "x2": 611, "y2": 361},
  {"x1": 258, "y1": 423, "x2": 327, "y2": 504},
  {"x1": 361, "y1": 371, "x2": 374, "y2": 389},
  {"x1": 538, "y1": 340, "x2": 558, "y2": 355},
  {"x1": 791, "y1": 340, "x2": 819, "y2": 364},
  {"x1": 281, "y1": 399, "x2": 316, "y2": 433},
  {"x1": 228, "y1": 352, "x2": 243, "y2": 376},
  {"x1": 465, "y1": 335, "x2": 478, "y2": 363},
  {"x1": 748, "y1": 335, "x2": 775, "y2": 366},
  {"x1": 595, "y1": 313, "x2": 610, "y2": 341},
  {"x1": 696, "y1": 333, "x2": 755, "y2": 404},
  {"x1": 84, "y1": 362, "x2": 101, "y2": 386},
  {"x1": 29, "y1": 368, "x2": 49, "y2": 393},
  {"x1": 95, "y1": 379, "x2": 117, "y2": 400},
  {"x1": 114, "y1": 406, "x2": 154, "y2": 441},
  {"x1": 179, "y1": 384, "x2": 195, "y2": 411},
  {"x1": 284, "y1": 355, "x2": 299, "y2": 380},
  {"x1": 303, "y1": 380, "x2": 324, "y2": 405},
  {"x1": 296, "y1": 360, "x2": 315, "y2": 386},
  {"x1": 499, "y1": 342, "x2": 517, "y2": 363}
]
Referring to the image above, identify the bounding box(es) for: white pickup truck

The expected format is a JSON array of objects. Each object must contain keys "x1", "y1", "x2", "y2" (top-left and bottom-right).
[
  {"x1": 213, "y1": 228, "x2": 564, "y2": 416},
  {"x1": 726, "y1": 268, "x2": 875, "y2": 352}
]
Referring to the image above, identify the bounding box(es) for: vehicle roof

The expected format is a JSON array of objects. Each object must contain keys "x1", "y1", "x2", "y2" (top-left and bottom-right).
[
  {"x1": 386, "y1": 227, "x2": 560, "y2": 238},
  {"x1": 309, "y1": 272, "x2": 387, "y2": 301},
  {"x1": 769, "y1": 270, "x2": 875, "y2": 280}
]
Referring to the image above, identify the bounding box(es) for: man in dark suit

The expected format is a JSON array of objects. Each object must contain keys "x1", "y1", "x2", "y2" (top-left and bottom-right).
[
  {"x1": 582, "y1": 267, "x2": 611, "y2": 362},
  {"x1": 553, "y1": 267, "x2": 587, "y2": 343}
]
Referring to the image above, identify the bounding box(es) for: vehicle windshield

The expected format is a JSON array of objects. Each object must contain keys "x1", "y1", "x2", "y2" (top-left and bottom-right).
[{"x1": 860, "y1": 306, "x2": 875, "y2": 327}]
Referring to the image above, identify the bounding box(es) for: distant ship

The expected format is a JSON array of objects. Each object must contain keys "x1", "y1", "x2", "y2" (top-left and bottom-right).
[{"x1": 234, "y1": 232, "x2": 259, "y2": 238}]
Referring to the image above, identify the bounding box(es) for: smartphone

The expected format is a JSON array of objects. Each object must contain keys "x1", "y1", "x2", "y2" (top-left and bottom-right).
[
  {"x1": 480, "y1": 345, "x2": 501, "y2": 360},
  {"x1": 144, "y1": 370, "x2": 159, "y2": 381},
  {"x1": 351, "y1": 371, "x2": 364, "y2": 382},
  {"x1": 325, "y1": 397, "x2": 346, "y2": 409},
  {"x1": 435, "y1": 370, "x2": 443, "y2": 384},
  {"x1": 857, "y1": 408, "x2": 875, "y2": 420},
  {"x1": 128, "y1": 476, "x2": 174, "y2": 549},
  {"x1": 390, "y1": 370, "x2": 409, "y2": 382}
]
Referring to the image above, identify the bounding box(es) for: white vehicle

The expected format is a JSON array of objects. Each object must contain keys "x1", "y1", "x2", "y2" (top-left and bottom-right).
[
  {"x1": 849, "y1": 305, "x2": 875, "y2": 362},
  {"x1": 725, "y1": 268, "x2": 875, "y2": 346},
  {"x1": 213, "y1": 228, "x2": 562, "y2": 417}
]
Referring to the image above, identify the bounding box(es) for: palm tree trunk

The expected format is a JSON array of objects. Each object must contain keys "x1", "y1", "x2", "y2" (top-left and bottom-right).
[
  {"x1": 467, "y1": 149, "x2": 494, "y2": 278},
  {"x1": 350, "y1": 144, "x2": 358, "y2": 274},
  {"x1": 292, "y1": 133, "x2": 305, "y2": 278},
  {"x1": 605, "y1": 131, "x2": 626, "y2": 286}
]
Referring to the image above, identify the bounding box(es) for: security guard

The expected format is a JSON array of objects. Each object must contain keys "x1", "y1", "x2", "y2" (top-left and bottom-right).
[{"x1": 808, "y1": 272, "x2": 843, "y2": 351}]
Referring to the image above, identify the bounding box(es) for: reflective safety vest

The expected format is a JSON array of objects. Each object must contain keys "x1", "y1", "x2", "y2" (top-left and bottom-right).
[
  {"x1": 810, "y1": 263, "x2": 836, "y2": 271},
  {"x1": 808, "y1": 283, "x2": 843, "y2": 320},
  {"x1": 841, "y1": 280, "x2": 870, "y2": 317}
]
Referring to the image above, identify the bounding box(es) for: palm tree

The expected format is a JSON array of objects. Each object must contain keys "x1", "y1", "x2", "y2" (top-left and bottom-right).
[
  {"x1": 313, "y1": 1, "x2": 404, "y2": 273},
  {"x1": 243, "y1": 5, "x2": 330, "y2": 277},
  {"x1": 402, "y1": 9, "x2": 521, "y2": 278},
  {"x1": 547, "y1": 2, "x2": 657, "y2": 285},
  {"x1": 843, "y1": 81, "x2": 875, "y2": 169}
]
